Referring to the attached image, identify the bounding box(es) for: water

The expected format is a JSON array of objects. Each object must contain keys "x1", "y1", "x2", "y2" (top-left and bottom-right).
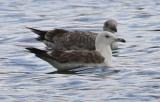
[{"x1": 0, "y1": 0, "x2": 160, "y2": 102}]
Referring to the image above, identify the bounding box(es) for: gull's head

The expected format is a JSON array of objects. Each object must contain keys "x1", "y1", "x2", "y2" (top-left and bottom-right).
[
  {"x1": 96, "y1": 31, "x2": 126, "y2": 46},
  {"x1": 96, "y1": 31, "x2": 125, "y2": 67},
  {"x1": 103, "y1": 19, "x2": 118, "y2": 33}
]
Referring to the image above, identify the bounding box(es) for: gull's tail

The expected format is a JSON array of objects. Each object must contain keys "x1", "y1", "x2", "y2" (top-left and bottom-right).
[
  {"x1": 26, "y1": 27, "x2": 47, "y2": 40},
  {"x1": 26, "y1": 47, "x2": 60, "y2": 69},
  {"x1": 26, "y1": 47, "x2": 49, "y2": 58},
  {"x1": 26, "y1": 47, "x2": 65, "y2": 71}
]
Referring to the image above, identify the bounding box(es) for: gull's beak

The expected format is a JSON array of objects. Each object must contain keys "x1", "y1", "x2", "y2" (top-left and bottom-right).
[
  {"x1": 115, "y1": 38, "x2": 126, "y2": 43},
  {"x1": 111, "y1": 27, "x2": 117, "y2": 32}
]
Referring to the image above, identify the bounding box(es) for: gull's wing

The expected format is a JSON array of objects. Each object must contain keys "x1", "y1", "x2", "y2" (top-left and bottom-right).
[
  {"x1": 45, "y1": 30, "x2": 97, "y2": 50},
  {"x1": 26, "y1": 48, "x2": 105, "y2": 71},
  {"x1": 49, "y1": 50, "x2": 104, "y2": 63},
  {"x1": 27, "y1": 27, "x2": 97, "y2": 50},
  {"x1": 27, "y1": 48, "x2": 104, "y2": 64}
]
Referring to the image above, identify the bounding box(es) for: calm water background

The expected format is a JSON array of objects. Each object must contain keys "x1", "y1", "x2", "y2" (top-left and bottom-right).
[{"x1": 0, "y1": 0, "x2": 160, "y2": 102}]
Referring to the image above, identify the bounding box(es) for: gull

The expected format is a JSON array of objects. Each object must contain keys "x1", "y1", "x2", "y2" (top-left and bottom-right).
[
  {"x1": 26, "y1": 31, "x2": 125, "y2": 71},
  {"x1": 26, "y1": 19, "x2": 118, "y2": 50}
]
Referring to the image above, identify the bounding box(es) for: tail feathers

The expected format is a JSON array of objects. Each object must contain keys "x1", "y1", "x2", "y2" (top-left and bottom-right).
[
  {"x1": 26, "y1": 47, "x2": 83, "y2": 71},
  {"x1": 26, "y1": 47, "x2": 49, "y2": 58},
  {"x1": 26, "y1": 27, "x2": 47, "y2": 40},
  {"x1": 26, "y1": 47, "x2": 60, "y2": 69}
]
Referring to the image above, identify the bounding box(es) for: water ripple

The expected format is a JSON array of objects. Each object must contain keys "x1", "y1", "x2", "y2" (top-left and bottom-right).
[{"x1": 0, "y1": 0, "x2": 160, "y2": 102}]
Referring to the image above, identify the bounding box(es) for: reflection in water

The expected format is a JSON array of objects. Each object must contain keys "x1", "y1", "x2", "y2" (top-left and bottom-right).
[{"x1": 0, "y1": 0, "x2": 160, "y2": 102}]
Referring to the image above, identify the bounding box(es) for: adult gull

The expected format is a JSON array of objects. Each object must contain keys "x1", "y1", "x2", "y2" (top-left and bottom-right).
[{"x1": 26, "y1": 31, "x2": 125, "y2": 71}]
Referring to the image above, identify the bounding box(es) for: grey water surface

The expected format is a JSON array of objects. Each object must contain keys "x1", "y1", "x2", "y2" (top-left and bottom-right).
[{"x1": 0, "y1": 0, "x2": 160, "y2": 102}]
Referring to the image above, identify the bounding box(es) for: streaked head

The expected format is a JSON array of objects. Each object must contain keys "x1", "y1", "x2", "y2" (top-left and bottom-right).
[{"x1": 103, "y1": 19, "x2": 118, "y2": 33}]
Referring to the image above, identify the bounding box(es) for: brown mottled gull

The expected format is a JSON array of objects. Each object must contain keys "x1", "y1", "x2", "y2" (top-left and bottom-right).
[
  {"x1": 26, "y1": 19, "x2": 118, "y2": 50},
  {"x1": 26, "y1": 31, "x2": 125, "y2": 71}
]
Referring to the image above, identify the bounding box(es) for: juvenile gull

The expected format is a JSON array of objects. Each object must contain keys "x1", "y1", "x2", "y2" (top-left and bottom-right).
[
  {"x1": 26, "y1": 31, "x2": 125, "y2": 71},
  {"x1": 26, "y1": 19, "x2": 118, "y2": 50}
]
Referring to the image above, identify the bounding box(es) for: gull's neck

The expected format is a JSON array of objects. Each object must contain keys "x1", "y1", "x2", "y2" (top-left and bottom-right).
[
  {"x1": 103, "y1": 27, "x2": 118, "y2": 50},
  {"x1": 95, "y1": 37, "x2": 112, "y2": 66}
]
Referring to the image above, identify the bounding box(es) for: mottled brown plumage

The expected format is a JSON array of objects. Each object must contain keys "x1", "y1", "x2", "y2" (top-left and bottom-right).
[
  {"x1": 27, "y1": 19, "x2": 118, "y2": 50},
  {"x1": 49, "y1": 50, "x2": 104, "y2": 63},
  {"x1": 45, "y1": 29, "x2": 97, "y2": 50},
  {"x1": 45, "y1": 29, "x2": 69, "y2": 40}
]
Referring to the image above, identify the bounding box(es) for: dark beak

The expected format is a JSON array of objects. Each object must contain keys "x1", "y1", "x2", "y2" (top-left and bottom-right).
[
  {"x1": 116, "y1": 38, "x2": 126, "y2": 43},
  {"x1": 111, "y1": 27, "x2": 117, "y2": 32}
]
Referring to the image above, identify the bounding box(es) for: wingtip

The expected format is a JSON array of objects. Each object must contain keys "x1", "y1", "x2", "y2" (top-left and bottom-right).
[
  {"x1": 26, "y1": 47, "x2": 45, "y2": 52},
  {"x1": 25, "y1": 27, "x2": 47, "y2": 40},
  {"x1": 25, "y1": 26, "x2": 35, "y2": 30},
  {"x1": 26, "y1": 47, "x2": 39, "y2": 53}
]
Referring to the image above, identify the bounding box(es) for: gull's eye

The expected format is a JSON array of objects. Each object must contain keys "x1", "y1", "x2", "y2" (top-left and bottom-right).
[{"x1": 105, "y1": 35, "x2": 110, "y2": 38}]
